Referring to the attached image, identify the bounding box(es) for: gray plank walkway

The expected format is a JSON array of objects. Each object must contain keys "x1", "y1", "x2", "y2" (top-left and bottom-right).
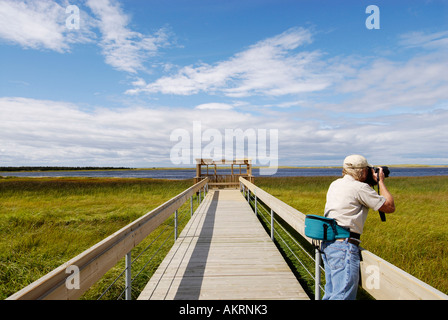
[{"x1": 138, "y1": 189, "x2": 309, "y2": 300}]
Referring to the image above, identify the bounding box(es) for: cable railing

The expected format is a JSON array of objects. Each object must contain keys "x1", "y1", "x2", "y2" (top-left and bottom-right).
[
  {"x1": 6, "y1": 178, "x2": 209, "y2": 300},
  {"x1": 98, "y1": 208, "x2": 178, "y2": 300},
  {"x1": 241, "y1": 182, "x2": 324, "y2": 299},
  {"x1": 98, "y1": 185, "x2": 209, "y2": 300}
]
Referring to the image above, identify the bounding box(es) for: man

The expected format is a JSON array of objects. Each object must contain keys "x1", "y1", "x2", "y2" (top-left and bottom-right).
[{"x1": 321, "y1": 154, "x2": 395, "y2": 300}]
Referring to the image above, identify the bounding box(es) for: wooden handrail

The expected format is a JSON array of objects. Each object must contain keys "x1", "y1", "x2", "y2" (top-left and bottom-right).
[
  {"x1": 239, "y1": 177, "x2": 448, "y2": 300},
  {"x1": 7, "y1": 178, "x2": 209, "y2": 300}
]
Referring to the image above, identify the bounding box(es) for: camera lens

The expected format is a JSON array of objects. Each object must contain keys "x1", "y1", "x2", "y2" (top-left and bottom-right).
[
  {"x1": 382, "y1": 166, "x2": 390, "y2": 177},
  {"x1": 375, "y1": 166, "x2": 390, "y2": 177},
  {"x1": 374, "y1": 166, "x2": 390, "y2": 178}
]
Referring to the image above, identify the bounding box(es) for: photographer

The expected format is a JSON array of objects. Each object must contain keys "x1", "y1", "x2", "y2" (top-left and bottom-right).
[{"x1": 321, "y1": 154, "x2": 395, "y2": 300}]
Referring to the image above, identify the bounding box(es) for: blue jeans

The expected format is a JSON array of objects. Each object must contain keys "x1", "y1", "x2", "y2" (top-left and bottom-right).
[{"x1": 321, "y1": 239, "x2": 360, "y2": 300}]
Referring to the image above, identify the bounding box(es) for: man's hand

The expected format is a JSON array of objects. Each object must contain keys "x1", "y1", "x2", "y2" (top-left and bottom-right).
[
  {"x1": 371, "y1": 166, "x2": 385, "y2": 184},
  {"x1": 377, "y1": 167, "x2": 395, "y2": 213},
  {"x1": 377, "y1": 167, "x2": 386, "y2": 182}
]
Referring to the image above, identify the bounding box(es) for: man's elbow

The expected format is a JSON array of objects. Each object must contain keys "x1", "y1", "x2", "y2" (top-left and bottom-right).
[{"x1": 380, "y1": 200, "x2": 395, "y2": 213}]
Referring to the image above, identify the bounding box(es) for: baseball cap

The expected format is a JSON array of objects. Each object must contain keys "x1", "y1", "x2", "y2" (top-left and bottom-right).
[{"x1": 343, "y1": 154, "x2": 372, "y2": 169}]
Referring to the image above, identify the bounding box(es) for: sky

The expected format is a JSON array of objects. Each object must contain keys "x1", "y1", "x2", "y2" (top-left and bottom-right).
[{"x1": 1, "y1": 0, "x2": 448, "y2": 169}]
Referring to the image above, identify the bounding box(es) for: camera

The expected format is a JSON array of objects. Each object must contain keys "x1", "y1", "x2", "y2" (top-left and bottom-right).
[
  {"x1": 366, "y1": 166, "x2": 390, "y2": 186},
  {"x1": 375, "y1": 166, "x2": 390, "y2": 178}
]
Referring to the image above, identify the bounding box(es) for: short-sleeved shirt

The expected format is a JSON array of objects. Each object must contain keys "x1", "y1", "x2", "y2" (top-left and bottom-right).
[{"x1": 324, "y1": 175, "x2": 385, "y2": 234}]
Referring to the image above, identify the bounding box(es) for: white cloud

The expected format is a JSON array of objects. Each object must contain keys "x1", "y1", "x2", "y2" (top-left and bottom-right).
[
  {"x1": 334, "y1": 52, "x2": 448, "y2": 113},
  {"x1": 85, "y1": 0, "x2": 171, "y2": 73},
  {"x1": 0, "y1": 97, "x2": 251, "y2": 166},
  {"x1": 126, "y1": 27, "x2": 331, "y2": 97},
  {"x1": 399, "y1": 30, "x2": 448, "y2": 50},
  {"x1": 195, "y1": 103, "x2": 234, "y2": 110},
  {"x1": 0, "y1": 0, "x2": 92, "y2": 52},
  {"x1": 1, "y1": 97, "x2": 448, "y2": 167},
  {"x1": 0, "y1": 0, "x2": 170, "y2": 73},
  {"x1": 125, "y1": 26, "x2": 448, "y2": 119}
]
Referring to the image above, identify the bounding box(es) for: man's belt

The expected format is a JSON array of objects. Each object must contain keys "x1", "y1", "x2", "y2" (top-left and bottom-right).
[
  {"x1": 336, "y1": 232, "x2": 361, "y2": 246},
  {"x1": 350, "y1": 232, "x2": 361, "y2": 240},
  {"x1": 337, "y1": 238, "x2": 360, "y2": 246}
]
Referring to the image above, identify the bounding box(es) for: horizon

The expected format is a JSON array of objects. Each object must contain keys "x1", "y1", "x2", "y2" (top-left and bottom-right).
[
  {"x1": 1, "y1": 1, "x2": 448, "y2": 168},
  {"x1": 2, "y1": 163, "x2": 448, "y2": 171}
]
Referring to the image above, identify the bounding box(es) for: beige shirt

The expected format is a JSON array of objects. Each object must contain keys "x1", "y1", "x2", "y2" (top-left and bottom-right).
[{"x1": 324, "y1": 175, "x2": 386, "y2": 234}]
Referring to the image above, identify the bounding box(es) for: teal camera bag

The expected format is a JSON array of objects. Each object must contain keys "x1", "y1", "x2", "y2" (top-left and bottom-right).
[{"x1": 305, "y1": 215, "x2": 350, "y2": 241}]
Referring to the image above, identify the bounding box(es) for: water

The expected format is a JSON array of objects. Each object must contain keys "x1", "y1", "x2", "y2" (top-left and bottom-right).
[{"x1": 1, "y1": 167, "x2": 448, "y2": 179}]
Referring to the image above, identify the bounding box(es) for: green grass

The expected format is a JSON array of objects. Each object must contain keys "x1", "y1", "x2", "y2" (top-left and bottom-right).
[
  {"x1": 0, "y1": 177, "x2": 196, "y2": 300},
  {"x1": 254, "y1": 176, "x2": 448, "y2": 296},
  {"x1": 2, "y1": 175, "x2": 447, "y2": 299}
]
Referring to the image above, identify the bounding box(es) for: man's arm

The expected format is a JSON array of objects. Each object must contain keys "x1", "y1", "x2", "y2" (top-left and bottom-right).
[{"x1": 377, "y1": 167, "x2": 395, "y2": 213}]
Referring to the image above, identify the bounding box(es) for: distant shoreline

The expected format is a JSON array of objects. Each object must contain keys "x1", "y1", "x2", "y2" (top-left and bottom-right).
[
  {"x1": 0, "y1": 166, "x2": 133, "y2": 172},
  {"x1": 1, "y1": 164, "x2": 448, "y2": 173},
  {"x1": 272, "y1": 164, "x2": 448, "y2": 169}
]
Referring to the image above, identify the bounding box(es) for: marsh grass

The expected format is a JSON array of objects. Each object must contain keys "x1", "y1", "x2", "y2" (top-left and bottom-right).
[
  {"x1": 0, "y1": 177, "x2": 195, "y2": 299},
  {"x1": 2, "y1": 175, "x2": 447, "y2": 299},
  {"x1": 254, "y1": 176, "x2": 448, "y2": 295}
]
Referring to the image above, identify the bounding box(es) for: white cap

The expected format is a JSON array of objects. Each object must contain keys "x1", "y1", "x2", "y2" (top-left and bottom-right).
[{"x1": 343, "y1": 154, "x2": 372, "y2": 169}]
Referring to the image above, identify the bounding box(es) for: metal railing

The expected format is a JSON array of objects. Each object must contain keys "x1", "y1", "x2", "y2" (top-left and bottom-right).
[
  {"x1": 94, "y1": 182, "x2": 209, "y2": 300},
  {"x1": 7, "y1": 178, "x2": 209, "y2": 300},
  {"x1": 98, "y1": 203, "x2": 192, "y2": 300},
  {"x1": 240, "y1": 180, "x2": 324, "y2": 299}
]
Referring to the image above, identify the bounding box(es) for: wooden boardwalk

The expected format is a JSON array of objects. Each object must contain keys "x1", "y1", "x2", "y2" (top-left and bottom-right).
[{"x1": 138, "y1": 189, "x2": 308, "y2": 300}]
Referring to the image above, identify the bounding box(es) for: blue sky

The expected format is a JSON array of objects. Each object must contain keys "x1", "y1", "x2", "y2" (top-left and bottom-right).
[{"x1": 1, "y1": 0, "x2": 448, "y2": 168}]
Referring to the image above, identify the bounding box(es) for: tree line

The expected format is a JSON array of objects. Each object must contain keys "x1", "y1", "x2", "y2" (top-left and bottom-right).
[{"x1": 0, "y1": 166, "x2": 133, "y2": 172}]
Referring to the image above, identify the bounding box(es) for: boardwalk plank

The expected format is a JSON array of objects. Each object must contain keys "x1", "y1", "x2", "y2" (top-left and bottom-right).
[{"x1": 137, "y1": 190, "x2": 309, "y2": 300}]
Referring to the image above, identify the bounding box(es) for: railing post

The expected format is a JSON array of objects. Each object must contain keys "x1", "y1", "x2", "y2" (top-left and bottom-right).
[
  {"x1": 190, "y1": 195, "x2": 193, "y2": 217},
  {"x1": 125, "y1": 251, "x2": 132, "y2": 300},
  {"x1": 174, "y1": 210, "x2": 178, "y2": 240},
  {"x1": 254, "y1": 188, "x2": 257, "y2": 216},
  {"x1": 270, "y1": 208, "x2": 274, "y2": 241},
  {"x1": 315, "y1": 248, "x2": 321, "y2": 300}
]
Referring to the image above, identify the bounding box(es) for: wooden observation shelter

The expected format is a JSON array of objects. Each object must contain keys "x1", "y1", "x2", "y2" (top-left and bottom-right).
[{"x1": 194, "y1": 158, "x2": 254, "y2": 188}]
